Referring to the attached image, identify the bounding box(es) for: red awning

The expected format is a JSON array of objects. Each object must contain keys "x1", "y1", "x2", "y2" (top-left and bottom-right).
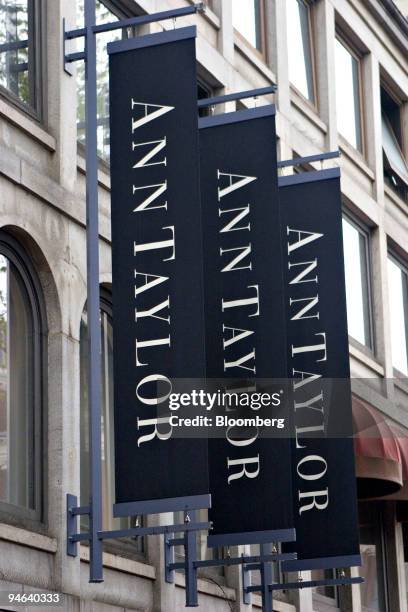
[
  {"x1": 353, "y1": 396, "x2": 405, "y2": 498},
  {"x1": 386, "y1": 423, "x2": 408, "y2": 518}
]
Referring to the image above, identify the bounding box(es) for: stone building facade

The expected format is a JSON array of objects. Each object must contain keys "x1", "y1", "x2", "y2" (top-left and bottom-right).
[{"x1": 0, "y1": 0, "x2": 407, "y2": 611}]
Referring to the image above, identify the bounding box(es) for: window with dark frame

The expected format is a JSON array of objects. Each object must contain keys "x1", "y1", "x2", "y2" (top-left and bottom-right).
[
  {"x1": 232, "y1": 0, "x2": 265, "y2": 54},
  {"x1": 358, "y1": 502, "x2": 388, "y2": 611},
  {"x1": 197, "y1": 78, "x2": 214, "y2": 118},
  {"x1": 381, "y1": 84, "x2": 408, "y2": 202},
  {"x1": 80, "y1": 291, "x2": 144, "y2": 556},
  {"x1": 77, "y1": 0, "x2": 129, "y2": 162},
  {"x1": 311, "y1": 568, "x2": 338, "y2": 602},
  {"x1": 0, "y1": 0, "x2": 41, "y2": 115},
  {"x1": 342, "y1": 214, "x2": 373, "y2": 351},
  {"x1": 0, "y1": 231, "x2": 44, "y2": 526},
  {"x1": 387, "y1": 253, "x2": 408, "y2": 376},
  {"x1": 286, "y1": 0, "x2": 316, "y2": 105},
  {"x1": 77, "y1": 3, "x2": 215, "y2": 161},
  {"x1": 334, "y1": 35, "x2": 363, "y2": 153}
]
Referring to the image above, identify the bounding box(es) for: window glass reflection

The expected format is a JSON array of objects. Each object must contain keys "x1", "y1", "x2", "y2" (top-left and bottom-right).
[
  {"x1": 232, "y1": 0, "x2": 263, "y2": 52},
  {"x1": 0, "y1": 254, "x2": 34, "y2": 509},
  {"x1": 80, "y1": 302, "x2": 142, "y2": 552},
  {"x1": 381, "y1": 86, "x2": 408, "y2": 201},
  {"x1": 359, "y1": 503, "x2": 387, "y2": 611},
  {"x1": 287, "y1": 0, "x2": 314, "y2": 102},
  {"x1": 342, "y1": 217, "x2": 372, "y2": 348},
  {"x1": 311, "y1": 568, "x2": 337, "y2": 600},
  {"x1": 382, "y1": 116, "x2": 408, "y2": 183},
  {"x1": 81, "y1": 306, "x2": 123, "y2": 530},
  {"x1": 387, "y1": 257, "x2": 408, "y2": 375},
  {"x1": 0, "y1": 0, "x2": 32, "y2": 106},
  {"x1": 335, "y1": 38, "x2": 362, "y2": 151},
  {"x1": 77, "y1": 1, "x2": 122, "y2": 161}
]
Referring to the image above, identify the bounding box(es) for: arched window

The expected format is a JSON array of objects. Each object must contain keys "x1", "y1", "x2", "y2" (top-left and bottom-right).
[
  {"x1": 0, "y1": 231, "x2": 44, "y2": 523},
  {"x1": 80, "y1": 289, "x2": 143, "y2": 554}
]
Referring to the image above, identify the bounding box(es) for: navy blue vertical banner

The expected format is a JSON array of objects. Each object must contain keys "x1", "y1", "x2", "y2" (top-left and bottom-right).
[
  {"x1": 199, "y1": 107, "x2": 295, "y2": 545},
  {"x1": 279, "y1": 169, "x2": 361, "y2": 570},
  {"x1": 108, "y1": 28, "x2": 209, "y2": 513}
]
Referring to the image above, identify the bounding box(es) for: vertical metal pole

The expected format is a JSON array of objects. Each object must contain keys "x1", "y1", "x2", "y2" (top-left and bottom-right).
[
  {"x1": 260, "y1": 543, "x2": 273, "y2": 612},
  {"x1": 84, "y1": 0, "x2": 104, "y2": 583},
  {"x1": 184, "y1": 510, "x2": 198, "y2": 607}
]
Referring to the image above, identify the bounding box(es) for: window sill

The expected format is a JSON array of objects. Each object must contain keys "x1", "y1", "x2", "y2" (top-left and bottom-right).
[
  {"x1": 394, "y1": 368, "x2": 408, "y2": 385},
  {"x1": 77, "y1": 152, "x2": 111, "y2": 191},
  {"x1": 384, "y1": 183, "x2": 408, "y2": 215},
  {"x1": 234, "y1": 36, "x2": 277, "y2": 86},
  {"x1": 252, "y1": 595, "x2": 295, "y2": 611},
  {"x1": 339, "y1": 138, "x2": 375, "y2": 182},
  {"x1": 312, "y1": 591, "x2": 339, "y2": 610},
  {"x1": 393, "y1": 369, "x2": 408, "y2": 388},
  {"x1": 0, "y1": 522, "x2": 57, "y2": 554},
  {"x1": 349, "y1": 341, "x2": 384, "y2": 377},
  {"x1": 0, "y1": 97, "x2": 56, "y2": 152},
  {"x1": 186, "y1": 0, "x2": 220, "y2": 29},
  {"x1": 79, "y1": 544, "x2": 155, "y2": 580},
  {"x1": 175, "y1": 571, "x2": 235, "y2": 601},
  {"x1": 290, "y1": 87, "x2": 327, "y2": 134}
]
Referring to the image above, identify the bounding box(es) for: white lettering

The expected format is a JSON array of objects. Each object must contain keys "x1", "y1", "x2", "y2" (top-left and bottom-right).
[
  {"x1": 219, "y1": 204, "x2": 250, "y2": 233},
  {"x1": 220, "y1": 244, "x2": 252, "y2": 273},
  {"x1": 222, "y1": 285, "x2": 260, "y2": 317},
  {"x1": 131, "y1": 100, "x2": 174, "y2": 131},
  {"x1": 135, "y1": 336, "x2": 171, "y2": 367},
  {"x1": 134, "y1": 226, "x2": 175, "y2": 261},
  {"x1": 223, "y1": 325, "x2": 254, "y2": 349},
  {"x1": 287, "y1": 227, "x2": 323, "y2": 254},
  {"x1": 218, "y1": 171, "x2": 256, "y2": 200},
  {"x1": 227, "y1": 455, "x2": 260, "y2": 483},
  {"x1": 291, "y1": 332, "x2": 327, "y2": 362},
  {"x1": 132, "y1": 181, "x2": 167, "y2": 213},
  {"x1": 298, "y1": 489, "x2": 329, "y2": 514},
  {"x1": 132, "y1": 137, "x2": 167, "y2": 169},
  {"x1": 224, "y1": 350, "x2": 256, "y2": 374}
]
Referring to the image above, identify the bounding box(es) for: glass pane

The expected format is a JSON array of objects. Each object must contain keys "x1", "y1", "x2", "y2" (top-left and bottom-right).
[
  {"x1": 173, "y1": 509, "x2": 224, "y2": 577},
  {"x1": 342, "y1": 218, "x2": 371, "y2": 347},
  {"x1": 77, "y1": 1, "x2": 122, "y2": 161},
  {"x1": 311, "y1": 568, "x2": 336, "y2": 599},
  {"x1": 287, "y1": 0, "x2": 314, "y2": 102},
  {"x1": 0, "y1": 0, "x2": 32, "y2": 106},
  {"x1": 360, "y1": 544, "x2": 382, "y2": 610},
  {"x1": 0, "y1": 254, "x2": 34, "y2": 509},
  {"x1": 359, "y1": 504, "x2": 387, "y2": 611},
  {"x1": 80, "y1": 305, "x2": 138, "y2": 535},
  {"x1": 382, "y1": 116, "x2": 408, "y2": 183},
  {"x1": 232, "y1": 0, "x2": 262, "y2": 52},
  {"x1": 197, "y1": 80, "x2": 213, "y2": 118},
  {"x1": 388, "y1": 257, "x2": 408, "y2": 375},
  {"x1": 335, "y1": 38, "x2": 362, "y2": 151}
]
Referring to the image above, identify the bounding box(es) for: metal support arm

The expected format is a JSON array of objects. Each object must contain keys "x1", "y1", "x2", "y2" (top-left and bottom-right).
[
  {"x1": 278, "y1": 150, "x2": 340, "y2": 168},
  {"x1": 64, "y1": 5, "x2": 205, "y2": 43},
  {"x1": 246, "y1": 576, "x2": 364, "y2": 593},
  {"x1": 197, "y1": 86, "x2": 277, "y2": 109},
  {"x1": 167, "y1": 551, "x2": 297, "y2": 572},
  {"x1": 165, "y1": 536, "x2": 298, "y2": 612}
]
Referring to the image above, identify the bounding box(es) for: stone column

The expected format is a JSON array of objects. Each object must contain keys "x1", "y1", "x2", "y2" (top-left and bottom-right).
[
  {"x1": 315, "y1": 0, "x2": 338, "y2": 152},
  {"x1": 46, "y1": 0, "x2": 79, "y2": 191},
  {"x1": 147, "y1": 513, "x2": 177, "y2": 612}
]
